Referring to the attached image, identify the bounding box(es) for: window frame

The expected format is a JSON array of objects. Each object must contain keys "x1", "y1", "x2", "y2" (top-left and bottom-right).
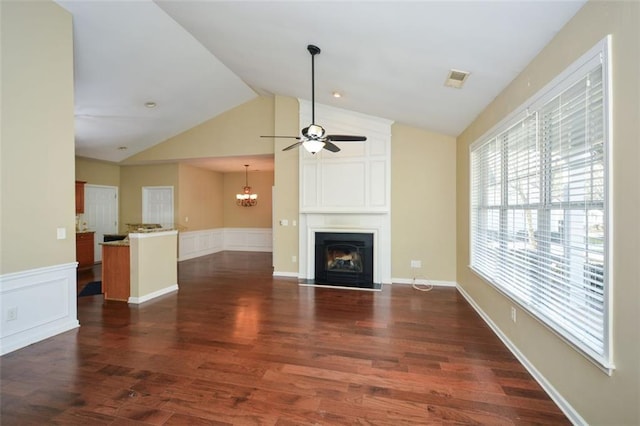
[{"x1": 469, "y1": 36, "x2": 613, "y2": 373}]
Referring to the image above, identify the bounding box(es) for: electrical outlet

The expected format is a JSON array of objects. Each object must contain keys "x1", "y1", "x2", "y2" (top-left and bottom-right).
[
  {"x1": 292, "y1": 255, "x2": 297, "y2": 263},
  {"x1": 410, "y1": 260, "x2": 421, "y2": 268},
  {"x1": 7, "y1": 307, "x2": 17, "y2": 321},
  {"x1": 510, "y1": 306, "x2": 517, "y2": 323},
  {"x1": 57, "y1": 227, "x2": 66, "y2": 240}
]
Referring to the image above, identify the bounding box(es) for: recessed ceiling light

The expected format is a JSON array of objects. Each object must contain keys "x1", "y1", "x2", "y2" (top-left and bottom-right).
[
  {"x1": 444, "y1": 69, "x2": 470, "y2": 89},
  {"x1": 144, "y1": 101, "x2": 157, "y2": 108},
  {"x1": 332, "y1": 91, "x2": 342, "y2": 98}
]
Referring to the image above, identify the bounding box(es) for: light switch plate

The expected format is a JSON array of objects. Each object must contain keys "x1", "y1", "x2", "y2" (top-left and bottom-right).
[{"x1": 57, "y1": 227, "x2": 66, "y2": 240}]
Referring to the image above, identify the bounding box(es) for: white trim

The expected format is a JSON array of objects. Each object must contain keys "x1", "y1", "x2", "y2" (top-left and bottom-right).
[
  {"x1": 300, "y1": 216, "x2": 391, "y2": 285},
  {"x1": 392, "y1": 278, "x2": 457, "y2": 287},
  {"x1": 128, "y1": 284, "x2": 178, "y2": 305},
  {"x1": 129, "y1": 229, "x2": 178, "y2": 239},
  {"x1": 0, "y1": 262, "x2": 79, "y2": 355},
  {"x1": 602, "y1": 34, "x2": 614, "y2": 372},
  {"x1": 273, "y1": 271, "x2": 299, "y2": 278},
  {"x1": 456, "y1": 284, "x2": 587, "y2": 426}
]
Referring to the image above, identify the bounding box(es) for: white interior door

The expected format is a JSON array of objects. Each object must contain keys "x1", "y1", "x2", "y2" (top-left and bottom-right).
[
  {"x1": 142, "y1": 186, "x2": 174, "y2": 228},
  {"x1": 84, "y1": 185, "x2": 118, "y2": 262}
]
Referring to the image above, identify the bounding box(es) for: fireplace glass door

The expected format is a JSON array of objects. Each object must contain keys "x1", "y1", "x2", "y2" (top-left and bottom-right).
[{"x1": 314, "y1": 232, "x2": 374, "y2": 288}]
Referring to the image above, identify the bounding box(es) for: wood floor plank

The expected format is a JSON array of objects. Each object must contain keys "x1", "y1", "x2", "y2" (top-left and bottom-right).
[{"x1": 0, "y1": 251, "x2": 570, "y2": 424}]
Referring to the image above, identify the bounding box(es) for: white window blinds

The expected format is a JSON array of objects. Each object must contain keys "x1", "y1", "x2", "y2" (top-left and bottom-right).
[{"x1": 470, "y1": 38, "x2": 611, "y2": 370}]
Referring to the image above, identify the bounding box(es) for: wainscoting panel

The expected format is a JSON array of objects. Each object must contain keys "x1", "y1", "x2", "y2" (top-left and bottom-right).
[
  {"x1": 0, "y1": 262, "x2": 79, "y2": 355},
  {"x1": 223, "y1": 228, "x2": 272, "y2": 252},
  {"x1": 299, "y1": 100, "x2": 392, "y2": 214},
  {"x1": 178, "y1": 229, "x2": 224, "y2": 261},
  {"x1": 178, "y1": 228, "x2": 272, "y2": 261},
  {"x1": 321, "y1": 161, "x2": 366, "y2": 208}
]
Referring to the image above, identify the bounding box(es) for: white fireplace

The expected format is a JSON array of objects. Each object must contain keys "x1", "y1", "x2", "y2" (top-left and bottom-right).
[{"x1": 297, "y1": 100, "x2": 393, "y2": 285}]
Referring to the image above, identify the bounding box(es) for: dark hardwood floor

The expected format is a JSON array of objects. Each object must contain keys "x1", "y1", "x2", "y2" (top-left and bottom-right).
[{"x1": 1, "y1": 252, "x2": 569, "y2": 425}]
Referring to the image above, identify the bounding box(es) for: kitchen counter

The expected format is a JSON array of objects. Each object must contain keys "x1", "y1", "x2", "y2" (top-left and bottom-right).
[
  {"x1": 104, "y1": 233, "x2": 127, "y2": 243},
  {"x1": 101, "y1": 229, "x2": 178, "y2": 303},
  {"x1": 100, "y1": 239, "x2": 129, "y2": 247}
]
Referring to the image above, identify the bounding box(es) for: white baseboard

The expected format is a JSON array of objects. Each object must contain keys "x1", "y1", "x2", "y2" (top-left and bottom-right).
[
  {"x1": 455, "y1": 284, "x2": 586, "y2": 426},
  {"x1": 391, "y1": 278, "x2": 457, "y2": 287},
  {"x1": 273, "y1": 271, "x2": 299, "y2": 278},
  {"x1": 128, "y1": 284, "x2": 179, "y2": 305},
  {"x1": 0, "y1": 262, "x2": 80, "y2": 355}
]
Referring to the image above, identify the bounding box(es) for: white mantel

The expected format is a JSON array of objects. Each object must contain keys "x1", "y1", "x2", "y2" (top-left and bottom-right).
[{"x1": 298, "y1": 100, "x2": 393, "y2": 284}]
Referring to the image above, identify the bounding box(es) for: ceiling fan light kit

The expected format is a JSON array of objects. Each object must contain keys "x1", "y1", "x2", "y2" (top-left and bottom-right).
[
  {"x1": 261, "y1": 44, "x2": 367, "y2": 154},
  {"x1": 302, "y1": 139, "x2": 326, "y2": 154}
]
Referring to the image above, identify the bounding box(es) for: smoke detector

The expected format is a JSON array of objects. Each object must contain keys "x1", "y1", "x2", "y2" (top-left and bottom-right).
[{"x1": 444, "y1": 69, "x2": 470, "y2": 89}]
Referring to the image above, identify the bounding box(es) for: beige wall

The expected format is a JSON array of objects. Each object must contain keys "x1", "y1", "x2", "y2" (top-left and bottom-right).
[
  {"x1": 391, "y1": 124, "x2": 456, "y2": 281},
  {"x1": 223, "y1": 170, "x2": 274, "y2": 228},
  {"x1": 1, "y1": 1, "x2": 75, "y2": 273},
  {"x1": 75, "y1": 157, "x2": 120, "y2": 187},
  {"x1": 456, "y1": 1, "x2": 640, "y2": 424},
  {"x1": 177, "y1": 164, "x2": 223, "y2": 231},
  {"x1": 272, "y1": 96, "x2": 300, "y2": 273},
  {"x1": 129, "y1": 231, "x2": 177, "y2": 298},
  {"x1": 122, "y1": 96, "x2": 275, "y2": 163},
  {"x1": 119, "y1": 164, "x2": 179, "y2": 233}
]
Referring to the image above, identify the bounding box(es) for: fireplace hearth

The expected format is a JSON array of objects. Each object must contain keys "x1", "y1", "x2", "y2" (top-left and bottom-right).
[{"x1": 314, "y1": 232, "x2": 377, "y2": 289}]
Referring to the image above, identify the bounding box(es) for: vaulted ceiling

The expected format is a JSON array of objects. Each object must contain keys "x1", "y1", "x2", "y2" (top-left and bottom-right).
[{"x1": 57, "y1": 0, "x2": 586, "y2": 171}]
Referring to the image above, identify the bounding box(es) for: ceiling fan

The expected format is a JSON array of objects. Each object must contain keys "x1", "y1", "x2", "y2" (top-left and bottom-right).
[{"x1": 261, "y1": 44, "x2": 367, "y2": 154}]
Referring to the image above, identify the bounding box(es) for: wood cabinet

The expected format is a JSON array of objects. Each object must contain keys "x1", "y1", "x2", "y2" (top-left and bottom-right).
[
  {"x1": 76, "y1": 231, "x2": 94, "y2": 269},
  {"x1": 102, "y1": 244, "x2": 130, "y2": 301},
  {"x1": 75, "y1": 180, "x2": 86, "y2": 214}
]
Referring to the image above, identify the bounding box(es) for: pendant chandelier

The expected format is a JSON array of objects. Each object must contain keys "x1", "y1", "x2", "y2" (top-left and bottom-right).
[{"x1": 236, "y1": 164, "x2": 258, "y2": 207}]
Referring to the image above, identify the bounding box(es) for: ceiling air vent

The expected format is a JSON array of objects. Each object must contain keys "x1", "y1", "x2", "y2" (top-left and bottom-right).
[{"x1": 444, "y1": 69, "x2": 470, "y2": 89}]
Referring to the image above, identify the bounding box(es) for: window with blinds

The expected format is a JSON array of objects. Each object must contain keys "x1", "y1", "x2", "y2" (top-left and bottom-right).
[{"x1": 470, "y1": 38, "x2": 611, "y2": 370}]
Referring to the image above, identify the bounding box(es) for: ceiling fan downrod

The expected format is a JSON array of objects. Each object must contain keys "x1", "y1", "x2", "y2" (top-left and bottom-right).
[
  {"x1": 259, "y1": 43, "x2": 366, "y2": 154},
  {"x1": 308, "y1": 44, "x2": 320, "y2": 126}
]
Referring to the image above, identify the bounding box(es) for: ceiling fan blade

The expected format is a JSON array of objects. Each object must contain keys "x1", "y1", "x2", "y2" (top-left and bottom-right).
[
  {"x1": 260, "y1": 135, "x2": 301, "y2": 139},
  {"x1": 282, "y1": 141, "x2": 303, "y2": 151},
  {"x1": 323, "y1": 141, "x2": 341, "y2": 152},
  {"x1": 326, "y1": 135, "x2": 367, "y2": 142}
]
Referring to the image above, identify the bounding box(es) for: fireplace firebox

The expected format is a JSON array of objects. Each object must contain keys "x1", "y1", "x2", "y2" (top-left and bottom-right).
[{"x1": 314, "y1": 232, "x2": 375, "y2": 289}]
